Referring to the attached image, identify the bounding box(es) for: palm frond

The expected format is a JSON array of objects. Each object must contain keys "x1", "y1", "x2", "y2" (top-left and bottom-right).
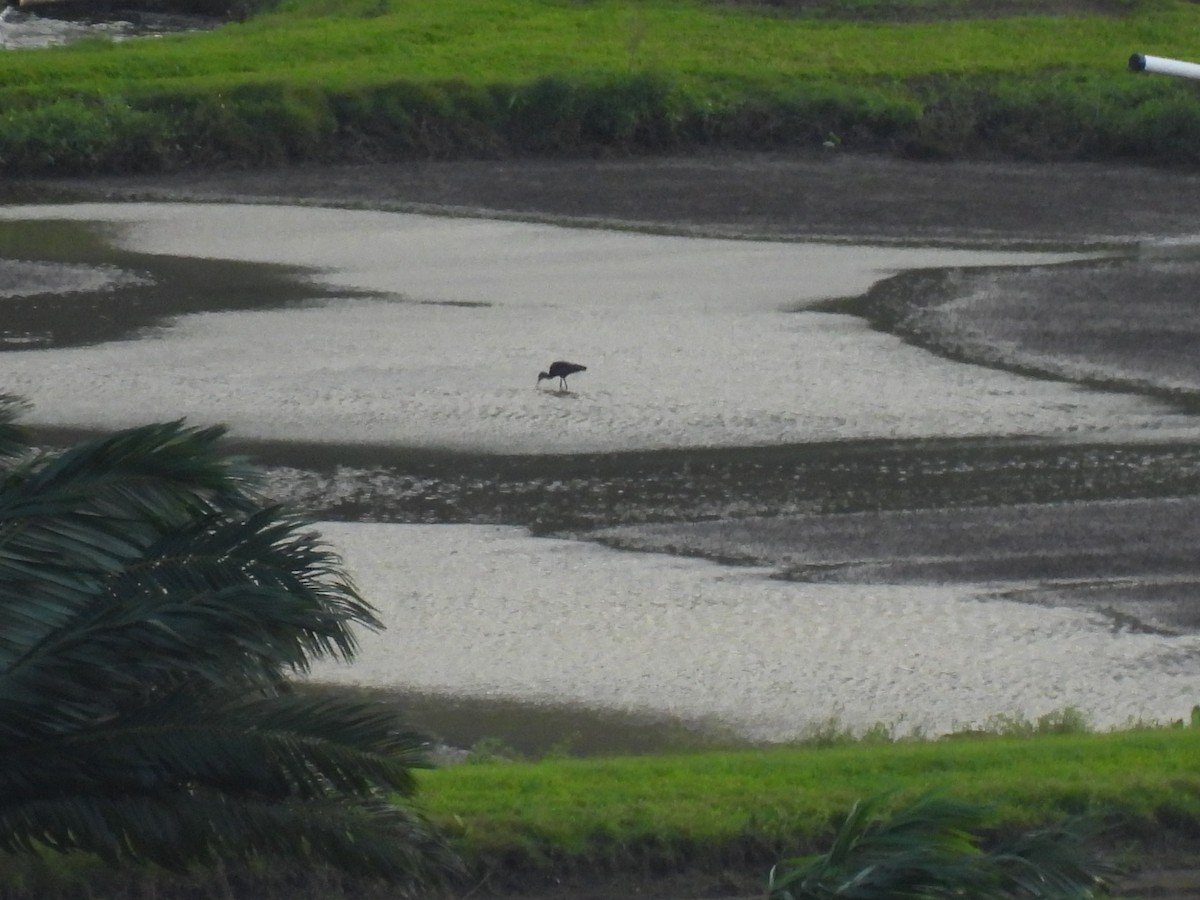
[
  {"x1": 770, "y1": 794, "x2": 991, "y2": 899},
  {"x1": 989, "y1": 819, "x2": 1113, "y2": 898},
  {"x1": 768, "y1": 793, "x2": 1106, "y2": 899},
  {"x1": 0, "y1": 507, "x2": 378, "y2": 745},
  {"x1": 2, "y1": 688, "x2": 430, "y2": 811},
  {"x1": 0, "y1": 419, "x2": 260, "y2": 524},
  {"x1": 0, "y1": 420, "x2": 267, "y2": 676},
  {"x1": 0, "y1": 395, "x2": 31, "y2": 462},
  {"x1": 0, "y1": 418, "x2": 454, "y2": 882},
  {"x1": 0, "y1": 791, "x2": 459, "y2": 883}
]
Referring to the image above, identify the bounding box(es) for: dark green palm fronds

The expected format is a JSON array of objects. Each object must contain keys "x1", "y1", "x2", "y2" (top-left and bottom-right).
[
  {"x1": 0, "y1": 422, "x2": 380, "y2": 742},
  {"x1": 0, "y1": 418, "x2": 260, "y2": 525},
  {"x1": 0, "y1": 407, "x2": 458, "y2": 884},
  {"x1": 0, "y1": 395, "x2": 31, "y2": 462},
  {"x1": 0, "y1": 506, "x2": 381, "y2": 744},
  {"x1": 768, "y1": 793, "x2": 1110, "y2": 899},
  {"x1": 0, "y1": 794, "x2": 452, "y2": 878},
  {"x1": 0, "y1": 420, "x2": 266, "y2": 683},
  {"x1": 989, "y1": 819, "x2": 1110, "y2": 899},
  {"x1": 0, "y1": 690, "x2": 455, "y2": 877},
  {"x1": 4, "y1": 687, "x2": 428, "y2": 806}
]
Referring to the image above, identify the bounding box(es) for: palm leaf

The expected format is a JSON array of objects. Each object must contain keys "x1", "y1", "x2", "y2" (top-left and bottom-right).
[
  {"x1": 1, "y1": 511, "x2": 381, "y2": 747},
  {"x1": 989, "y1": 819, "x2": 1112, "y2": 898},
  {"x1": 0, "y1": 409, "x2": 455, "y2": 883},
  {"x1": 0, "y1": 395, "x2": 31, "y2": 462},
  {"x1": 3, "y1": 688, "x2": 431, "y2": 819},
  {"x1": 0, "y1": 792, "x2": 458, "y2": 882},
  {"x1": 768, "y1": 793, "x2": 1106, "y2": 899},
  {"x1": 0, "y1": 420, "x2": 266, "y2": 675},
  {"x1": 0, "y1": 689, "x2": 459, "y2": 881}
]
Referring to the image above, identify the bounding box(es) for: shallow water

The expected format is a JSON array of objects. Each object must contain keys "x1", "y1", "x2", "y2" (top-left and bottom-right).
[
  {"x1": 311, "y1": 523, "x2": 1200, "y2": 743},
  {"x1": 4, "y1": 200, "x2": 1200, "y2": 749},
  {"x1": 0, "y1": 203, "x2": 1191, "y2": 451}
]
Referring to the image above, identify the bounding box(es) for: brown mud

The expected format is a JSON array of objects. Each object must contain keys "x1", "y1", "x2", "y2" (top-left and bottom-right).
[{"x1": 17, "y1": 152, "x2": 1200, "y2": 246}]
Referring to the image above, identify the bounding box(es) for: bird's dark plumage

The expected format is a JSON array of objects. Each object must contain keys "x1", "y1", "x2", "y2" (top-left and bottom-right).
[{"x1": 538, "y1": 360, "x2": 587, "y2": 391}]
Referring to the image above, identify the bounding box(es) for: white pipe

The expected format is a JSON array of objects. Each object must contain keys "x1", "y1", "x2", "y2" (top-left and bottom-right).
[{"x1": 1129, "y1": 53, "x2": 1200, "y2": 81}]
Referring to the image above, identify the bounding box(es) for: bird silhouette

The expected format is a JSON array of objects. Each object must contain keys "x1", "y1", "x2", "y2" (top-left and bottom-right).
[{"x1": 537, "y1": 360, "x2": 587, "y2": 391}]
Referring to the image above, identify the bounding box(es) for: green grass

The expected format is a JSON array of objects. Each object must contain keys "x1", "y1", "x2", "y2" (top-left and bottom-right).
[
  {"x1": 1, "y1": 0, "x2": 1191, "y2": 90},
  {"x1": 423, "y1": 726, "x2": 1200, "y2": 874},
  {"x1": 4, "y1": 723, "x2": 1198, "y2": 897},
  {"x1": 4, "y1": 0, "x2": 1200, "y2": 172}
]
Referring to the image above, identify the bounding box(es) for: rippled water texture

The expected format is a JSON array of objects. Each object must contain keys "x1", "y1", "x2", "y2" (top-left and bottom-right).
[
  {"x1": 313, "y1": 523, "x2": 1200, "y2": 742},
  {"x1": 0, "y1": 203, "x2": 1190, "y2": 452},
  {"x1": 3, "y1": 200, "x2": 1199, "y2": 745}
]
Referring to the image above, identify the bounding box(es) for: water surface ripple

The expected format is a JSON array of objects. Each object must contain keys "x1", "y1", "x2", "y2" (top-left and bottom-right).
[{"x1": 4, "y1": 200, "x2": 1200, "y2": 747}]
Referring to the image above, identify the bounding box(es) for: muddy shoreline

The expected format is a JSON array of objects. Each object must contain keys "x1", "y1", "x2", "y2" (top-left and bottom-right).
[{"x1": 16, "y1": 152, "x2": 1200, "y2": 245}]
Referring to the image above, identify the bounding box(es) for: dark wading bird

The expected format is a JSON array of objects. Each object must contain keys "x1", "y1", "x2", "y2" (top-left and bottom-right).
[{"x1": 537, "y1": 360, "x2": 587, "y2": 391}]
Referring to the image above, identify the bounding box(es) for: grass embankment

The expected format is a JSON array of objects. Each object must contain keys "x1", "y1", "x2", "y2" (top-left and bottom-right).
[
  {"x1": 407, "y1": 722, "x2": 1200, "y2": 895},
  {"x1": 5, "y1": 723, "x2": 1199, "y2": 897},
  {"x1": 427, "y1": 726, "x2": 1200, "y2": 884},
  {"x1": 4, "y1": 0, "x2": 1200, "y2": 174}
]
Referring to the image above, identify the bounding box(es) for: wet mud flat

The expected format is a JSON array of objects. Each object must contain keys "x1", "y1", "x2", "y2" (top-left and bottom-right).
[
  {"x1": 595, "y1": 496, "x2": 1200, "y2": 634},
  {"x1": 236, "y1": 436, "x2": 1200, "y2": 529},
  {"x1": 854, "y1": 252, "x2": 1200, "y2": 413},
  {"x1": 31, "y1": 424, "x2": 1200, "y2": 639},
  {"x1": 234, "y1": 435, "x2": 1200, "y2": 636},
  {"x1": 235, "y1": 431, "x2": 1200, "y2": 639},
  {"x1": 12, "y1": 152, "x2": 1200, "y2": 647},
  {"x1": 10, "y1": 155, "x2": 1200, "y2": 896}
]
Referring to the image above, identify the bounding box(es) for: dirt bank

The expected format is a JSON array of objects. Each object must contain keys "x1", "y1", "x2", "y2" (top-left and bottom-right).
[{"x1": 15, "y1": 152, "x2": 1200, "y2": 244}]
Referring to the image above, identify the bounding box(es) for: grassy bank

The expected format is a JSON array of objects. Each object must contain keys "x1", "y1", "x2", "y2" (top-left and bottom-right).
[
  {"x1": 427, "y1": 726, "x2": 1200, "y2": 864},
  {"x1": 4, "y1": 722, "x2": 1200, "y2": 897},
  {"x1": 4, "y1": 0, "x2": 1200, "y2": 173}
]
